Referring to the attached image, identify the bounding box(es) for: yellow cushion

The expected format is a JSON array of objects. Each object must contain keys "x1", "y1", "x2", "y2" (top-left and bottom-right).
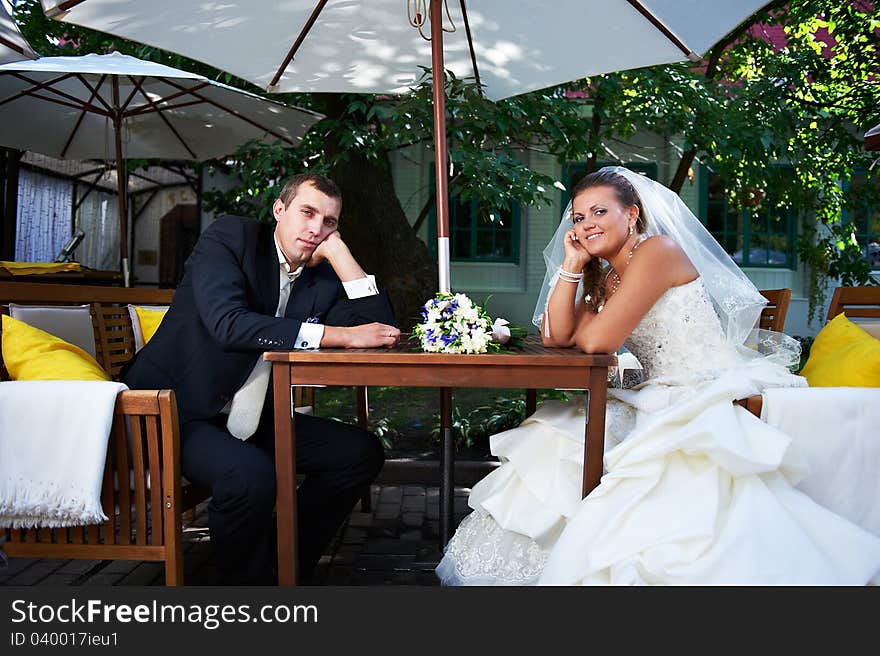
[
  {"x1": 1, "y1": 314, "x2": 109, "y2": 381},
  {"x1": 800, "y1": 313, "x2": 880, "y2": 387},
  {"x1": 133, "y1": 306, "x2": 167, "y2": 346}
]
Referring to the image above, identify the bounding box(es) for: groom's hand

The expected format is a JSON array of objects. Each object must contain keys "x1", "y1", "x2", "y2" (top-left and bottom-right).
[
  {"x1": 308, "y1": 230, "x2": 346, "y2": 267},
  {"x1": 322, "y1": 323, "x2": 401, "y2": 348}
]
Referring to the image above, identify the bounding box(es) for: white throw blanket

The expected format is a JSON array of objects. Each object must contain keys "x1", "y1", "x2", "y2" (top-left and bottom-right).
[
  {"x1": 0, "y1": 380, "x2": 127, "y2": 528},
  {"x1": 762, "y1": 386, "x2": 880, "y2": 537}
]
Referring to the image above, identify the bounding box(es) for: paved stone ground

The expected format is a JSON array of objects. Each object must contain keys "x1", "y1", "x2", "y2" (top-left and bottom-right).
[{"x1": 0, "y1": 484, "x2": 474, "y2": 587}]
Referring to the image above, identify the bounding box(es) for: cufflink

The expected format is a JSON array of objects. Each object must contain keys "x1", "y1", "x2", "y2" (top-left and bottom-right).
[{"x1": 301, "y1": 341, "x2": 308, "y2": 347}]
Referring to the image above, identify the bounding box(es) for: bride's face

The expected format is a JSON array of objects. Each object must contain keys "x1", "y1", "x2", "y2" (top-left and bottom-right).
[{"x1": 571, "y1": 185, "x2": 636, "y2": 258}]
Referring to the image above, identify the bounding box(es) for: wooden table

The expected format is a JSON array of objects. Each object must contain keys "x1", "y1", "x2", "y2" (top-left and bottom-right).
[{"x1": 266, "y1": 338, "x2": 617, "y2": 586}]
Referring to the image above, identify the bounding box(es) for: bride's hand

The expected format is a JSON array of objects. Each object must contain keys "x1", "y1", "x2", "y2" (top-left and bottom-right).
[{"x1": 562, "y1": 229, "x2": 591, "y2": 270}]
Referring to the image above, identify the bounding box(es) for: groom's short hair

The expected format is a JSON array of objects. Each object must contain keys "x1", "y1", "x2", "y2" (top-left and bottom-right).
[{"x1": 279, "y1": 173, "x2": 341, "y2": 207}]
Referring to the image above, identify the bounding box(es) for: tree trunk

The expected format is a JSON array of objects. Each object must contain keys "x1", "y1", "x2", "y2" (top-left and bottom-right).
[
  {"x1": 669, "y1": 147, "x2": 696, "y2": 194},
  {"x1": 328, "y1": 151, "x2": 438, "y2": 331}
]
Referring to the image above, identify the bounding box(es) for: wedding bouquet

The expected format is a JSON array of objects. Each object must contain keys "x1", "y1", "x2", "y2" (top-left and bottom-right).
[{"x1": 412, "y1": 292, "x2": 525, "y2": 354}]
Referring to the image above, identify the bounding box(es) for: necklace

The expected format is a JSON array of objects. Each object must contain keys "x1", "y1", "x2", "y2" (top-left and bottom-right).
[{"x1": 605, "y1": 235, "x2": 645, "y2": 297}]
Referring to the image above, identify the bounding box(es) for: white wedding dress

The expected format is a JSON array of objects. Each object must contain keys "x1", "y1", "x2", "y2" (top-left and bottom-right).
[{"x1": 436, "y1": 277, "x2": 880, "y2": 585}]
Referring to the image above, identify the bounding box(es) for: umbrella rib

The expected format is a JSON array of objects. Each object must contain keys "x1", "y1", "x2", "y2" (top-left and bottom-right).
[
  {"x1": 14, "y1": 90, "x2": 99, "y2": 113},
  {"x1": 61, "y1": 73, "x2": 108, "y2": 159},
  {"x1": 159, "y1": 76, "x2": 297, "y2": 147},
  {"x1": 270, "y1": 0, "x2": 330, "y2": 90},
  {"x1": 120, "y1": 75, "x2": 146, "y2": 111},
  {"x1": 73, "y1": 73, "x2": 114, "y2": 113},
  {"x1": 0, "y1": 71, "x2": 77, "y2": 109},
  {"x1": 625, "y1": 0, "x2": 694, "y2": 58},
  {"x1": 129, "y1": 98, "x2": 207, "y2": 116},
  {"x1": 125, "y1": 80, "x2": 211, "y2": 116},
  {"x1": 458, "y1": 0, "x2": 482, "y2": 95},
  {"x1": 0, "y1": 34, "x2": 32, "y2": 57},
  {"x1": 130, "y1": 80, "x2": 198, "y2": 159},
  {"x1": 46, "y1": 0, "x2": 89, "y2": 17}
]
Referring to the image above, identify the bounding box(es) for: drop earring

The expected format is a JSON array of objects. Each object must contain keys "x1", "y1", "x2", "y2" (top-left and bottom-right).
[{"x1": 628, "y1": 224, "x2": 634, "y2": 236}]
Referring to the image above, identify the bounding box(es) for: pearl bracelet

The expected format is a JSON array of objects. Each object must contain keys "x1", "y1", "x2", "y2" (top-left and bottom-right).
[{"x1": 558, "y1": 266, "x2": 584, "y2": 281}]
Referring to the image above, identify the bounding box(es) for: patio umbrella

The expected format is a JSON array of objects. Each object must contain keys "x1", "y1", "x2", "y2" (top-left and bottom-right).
[
  {"x1": 0, "y1": 1, "x2": 35, "y2": 64},
  {"x1": 0, "y1": 51, "x2": 322, "y2": 285},
  {"x1": 43, "y1": 0, "x2": 773, "y2": 292}
]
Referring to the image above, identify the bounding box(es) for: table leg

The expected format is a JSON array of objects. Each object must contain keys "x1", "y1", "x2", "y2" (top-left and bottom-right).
[
  {"x1": 356, "y1": 386, "x2": 372, "y2": 512},
  {"x1": 439, "y1": 387, "x2": 454, "y2": 547},
  {"x1": 582, "y1": 366, "x2": 608, "y2": 498},
  {"x1": 525, "y1": 388, "x2": 537, "y2": 416},
  {"x1": 273, "y1": 362, "x2": 298, "y2": 586}
]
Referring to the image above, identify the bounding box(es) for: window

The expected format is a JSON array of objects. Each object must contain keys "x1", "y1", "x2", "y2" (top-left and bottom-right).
[
  {"x1": 845, "y1": 170, "x2": 880, "y2": 269},
  {"x1": 428, "y1": 195, "x2": 520, "y2": 263},
  {"x1": 700, "y1": 168, "x2": 796, "y2": 268}
]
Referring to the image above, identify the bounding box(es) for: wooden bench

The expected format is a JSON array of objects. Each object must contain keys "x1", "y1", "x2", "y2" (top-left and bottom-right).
[{"x1": 0, "y1": 281, "x2": 204, "y2": 585}]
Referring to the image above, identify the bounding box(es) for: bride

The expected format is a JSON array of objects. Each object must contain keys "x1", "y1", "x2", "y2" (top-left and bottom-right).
[{"x1": 436, "y1": 166, "x2": 880, "y2": 585}]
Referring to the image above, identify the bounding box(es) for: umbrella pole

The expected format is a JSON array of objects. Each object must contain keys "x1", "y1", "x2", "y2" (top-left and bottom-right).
[
  {"x1": 112, "y1": 80, "x2": 130, "y2": 287},
  {"x1": 430, "y1": 0, "x2": 451, "y2": 294}
]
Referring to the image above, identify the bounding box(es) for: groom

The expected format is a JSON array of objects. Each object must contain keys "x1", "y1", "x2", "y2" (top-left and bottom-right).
[{"x1": 123, "y1": 173, "x2": 400, "y2": 584}]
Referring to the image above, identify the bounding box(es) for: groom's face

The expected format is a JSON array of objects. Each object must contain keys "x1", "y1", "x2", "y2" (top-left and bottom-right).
[{"x1": 273, "y1": 182, "x2": 341, "y2": 268}]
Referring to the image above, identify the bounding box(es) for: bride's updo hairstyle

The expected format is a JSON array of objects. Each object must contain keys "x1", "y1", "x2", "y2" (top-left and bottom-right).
[{"x1": 572, "y1": 170, "x2": 648, "y2": 312}]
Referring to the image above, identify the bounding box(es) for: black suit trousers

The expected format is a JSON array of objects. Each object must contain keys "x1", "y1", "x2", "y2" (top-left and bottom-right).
[{"x1": 180, "y1": 403, "x2": 384, "y2": 585}]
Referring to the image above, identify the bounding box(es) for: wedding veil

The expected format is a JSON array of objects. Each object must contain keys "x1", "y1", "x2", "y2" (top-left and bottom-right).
[{"x1": 532, "y1": 166, "x2": 800, "y2": 368}]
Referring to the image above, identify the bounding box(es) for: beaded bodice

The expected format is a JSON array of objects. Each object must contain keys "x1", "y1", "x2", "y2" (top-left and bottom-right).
[{"x1": 623, "y1": 277, "x2": 742, "y2": 383}]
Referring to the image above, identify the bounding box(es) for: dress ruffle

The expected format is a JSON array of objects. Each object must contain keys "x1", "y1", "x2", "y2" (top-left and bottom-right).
[{"x1": 438, "y1": 367, "x2": 880, "y2": 585}]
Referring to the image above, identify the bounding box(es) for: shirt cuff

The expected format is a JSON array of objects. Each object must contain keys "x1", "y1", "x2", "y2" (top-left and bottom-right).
[
  {"x1": 342, "y1": 274, "x2": 379, "y2": 299},
  {"x1": 294, "y1": 322, "x2": 325, "y2": 349}
]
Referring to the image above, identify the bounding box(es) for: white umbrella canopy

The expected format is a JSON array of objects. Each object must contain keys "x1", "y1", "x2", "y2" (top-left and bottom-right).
[
  {"x1": 43, "y1": 0, "x2": 773, "y2": 292},
  {"x1": 41, "y1": 0, "x2": 771, "y2": 100},
  {"x1": 0, "y1": 1, "x2": 35, "y2": 64},
  {"x1": 0, "y1": 51, "x2": 323, "y2": 284}
]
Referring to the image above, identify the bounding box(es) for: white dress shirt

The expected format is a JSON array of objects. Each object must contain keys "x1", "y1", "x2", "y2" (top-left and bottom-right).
[{"x1": 277, "y1": 237, "x2": 379, "y2": 349}]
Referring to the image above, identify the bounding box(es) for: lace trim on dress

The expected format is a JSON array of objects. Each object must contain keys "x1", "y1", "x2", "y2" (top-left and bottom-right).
[{"x1": 439, "y1": 510, "x2": 549, "y2": 585}]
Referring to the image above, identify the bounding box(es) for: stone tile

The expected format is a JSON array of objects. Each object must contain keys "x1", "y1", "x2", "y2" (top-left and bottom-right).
[
  {"x1": 401, "y1": 496, "x2": 425, "y2": 513},
  {"x1": 399, "y1": 529, "x2": 423, "y2": 542},
  {"x1": 331, "y1": 544, "x2": 360, "y2": 565},
  {"x1": 323, "y1": 567, "x2": 352, "y2": 586},
  {"x1": 378, "y1": 485, "x2": 403, "y2": 505},
  {"x1": 347, "y1": 512, "x2": 373, "y2": 528},
  {"x1": 0, "y1": 557, "x2": 39, "y2": 584},
  {"x1": 5, "y1": 560, "x2": 66, "y2": 585},
  {"x1": 81, "y1": 572, "x2": 127, "y2": 586},
  {"x1": 101, "y1": 560, "x2": 144, "y2": 576},
  {"x1": 118, "y1": 563, "x2": 164, "y2": 586},
  {"x1": 342, "y1": 527, "x2": 367, "y2": 545},
  {"x1": 36, "y1": 574, "x2": 78, "y2": 586},
  {"x1": 347, "y1": 569, "x2": 395, "y2": 586},
  {"x1": 374, "y1": 503, "x2": 401, "y2": 520},
  {"x1": 353, "y1": 554, "x2": 416, "y2": 571},
  {"x1": 361, "y1": 538, "x2": 419, "y2": 556},
  {"x1": 185, "y1": 564, "x2": 220, "y2": 586},
  {"x1": 402, "y1": 512, "x2": 424, "y2": 528},
  {"x1": 58, "y1": 559, "x2": 104, "y2": 576}
]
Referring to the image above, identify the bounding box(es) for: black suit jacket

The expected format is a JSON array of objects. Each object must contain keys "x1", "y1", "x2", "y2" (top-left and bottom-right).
[{"x1": 123, "y1": 215, "x2": 395, "y2": 424}]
